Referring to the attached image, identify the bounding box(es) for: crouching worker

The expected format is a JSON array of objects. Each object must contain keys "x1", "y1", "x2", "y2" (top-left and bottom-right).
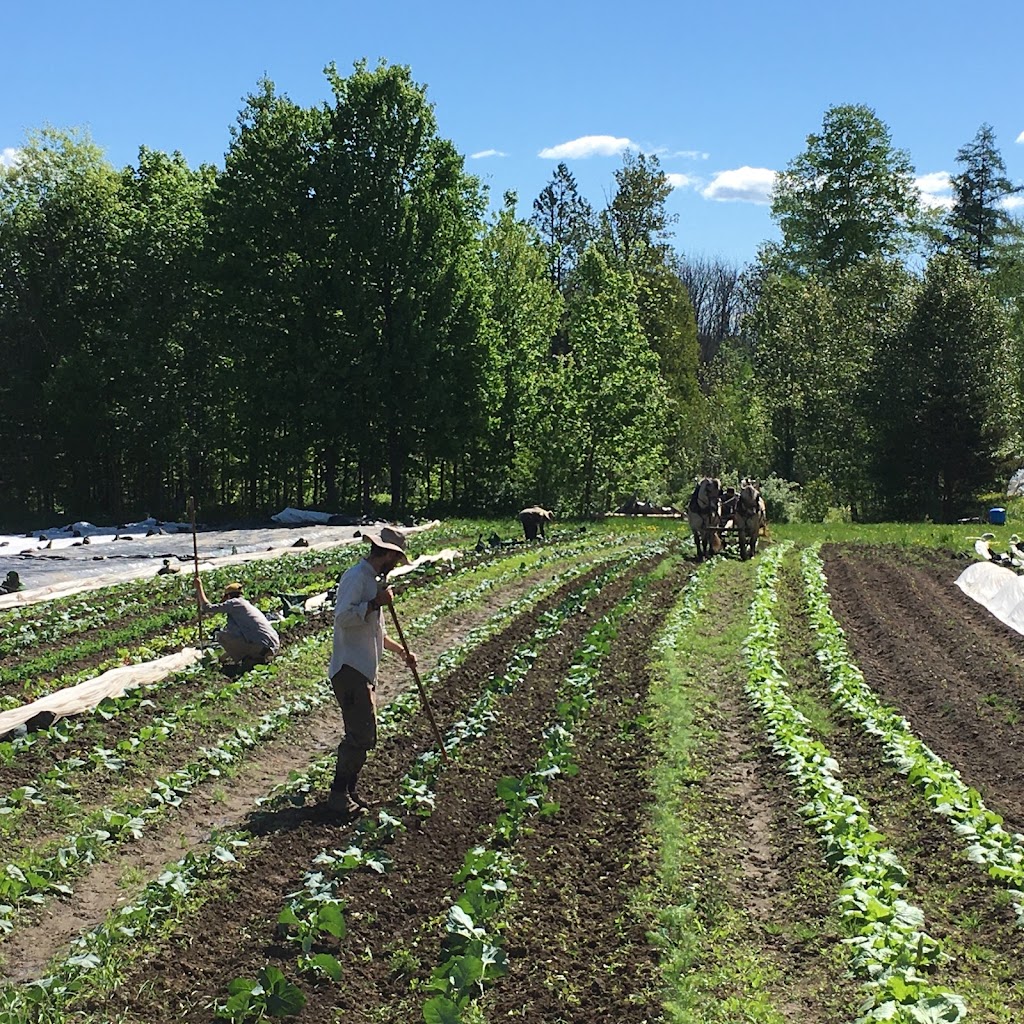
[
  {"x1": 194, "y1": 578, "x2": 280, "y2": 672},
  {"x1": 1, "y1": 571, "x2": 25, "y2": 594},
  {"x1": 327, "y1": 526, "x2": 417, "y2": 819},
  {"x1": 517, "y1": 506, "x2": 552, "y2": 542}
]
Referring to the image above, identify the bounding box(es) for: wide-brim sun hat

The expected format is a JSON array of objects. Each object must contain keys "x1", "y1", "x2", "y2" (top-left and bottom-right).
[
  {"x1": 363, "y1": 525, "x2": 410, "y2": 565},
  {"x1": 224, "y1": 582, "x2": 244, "y2": 597}
]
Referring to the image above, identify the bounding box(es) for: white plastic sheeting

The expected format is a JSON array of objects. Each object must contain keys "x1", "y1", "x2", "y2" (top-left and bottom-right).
[
  {"x1": 954, "y1": 561, "x2": 1024, "y2": 635},
  {"x1": 270, "y1": 508, "x2": 335, "y2": 525}
]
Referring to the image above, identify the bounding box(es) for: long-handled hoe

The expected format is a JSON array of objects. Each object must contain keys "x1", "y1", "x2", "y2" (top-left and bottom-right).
[
  {"x1": 187, "y1": 495, "x2": 204, "y2": 647},
  {"x1": 388, "y1": 603, "x2": 451, "y2": 766}
]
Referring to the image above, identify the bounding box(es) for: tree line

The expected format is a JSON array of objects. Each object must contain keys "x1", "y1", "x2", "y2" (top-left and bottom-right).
[{"x1": 1, "y1": 61, "x2": 1021, "y2": 528}]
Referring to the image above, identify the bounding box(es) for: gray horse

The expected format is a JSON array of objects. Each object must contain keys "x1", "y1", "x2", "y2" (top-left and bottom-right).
[
  {"x1": 735, "y1": 480, "x2": 766, "y2": 560},
  {"x1": 687, "y1": 477, "x2": 722, "y2": 560}
]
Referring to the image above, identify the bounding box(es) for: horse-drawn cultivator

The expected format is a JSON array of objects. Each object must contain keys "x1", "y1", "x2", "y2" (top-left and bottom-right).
[{"x1": 688, "y1": 477, "x2": 768, "y2": 560}]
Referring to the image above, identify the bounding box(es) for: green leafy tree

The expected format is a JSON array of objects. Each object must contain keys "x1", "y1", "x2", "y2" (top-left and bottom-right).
[
  {"x1": 116, "y1": 147, "x2": 216, "y2": 515},
  {"x1": 556, "y1": 248, "x2": 668, "y2": 513},
  {"x1": 690, "y1": 342, "x2": 771, "y2": 487},
  {"x1": 871, "y1": 252, "x2": 1011, "y2": 520},
  {"x1": 637, "y1": 257, "x2": 702, "y2": 490},
  {"x1": 0, "y1": 127, "x2": 124, "y2": 519},
  {"x1": 207, "y1": 79, "x2": 327, "y2": 514},
  {"x1": 598, "y1": 152, "x2": 700, "y2": 490},
  {"x1": 480, "y1": 193, "x2": 563, "y2": 507},
  {"x1": 600, "y1": 150, "x2": 676, "y2": 270},
  {"x1": 768, "y1": 104, "x2": 921, "y2": 276},
  {"x1": 747, "y1": 271, "x2": 832, "y2": 481},
  {"x1": 317, "y1": 60, "x2": 491, "y2": 514},
  {"x1": 749, "y1": 258, "x2": 913, "y2": 511},
  {"x1": 946, "y1": 123, "x2": 1023, "y2": 274}
]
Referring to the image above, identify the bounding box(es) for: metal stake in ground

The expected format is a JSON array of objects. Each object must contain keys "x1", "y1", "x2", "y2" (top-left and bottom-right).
[
  {"x1": 187, "y1": 495, "x2": 204, "y2": 647},
  {"x1": 388, "y1": 602, "x2": 450, "y2": 765}
]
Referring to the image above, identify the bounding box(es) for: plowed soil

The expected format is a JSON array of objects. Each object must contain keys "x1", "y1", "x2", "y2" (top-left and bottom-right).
[
  {"x1": 820, "y1": 544, "x2": 1024, "y2": 835},
  {"x1": 80, "y1": 553, "x2": 669, "y2": 1022}
]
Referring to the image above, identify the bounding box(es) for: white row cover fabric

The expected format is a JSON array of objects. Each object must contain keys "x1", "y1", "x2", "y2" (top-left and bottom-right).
[
  {"x1": 0, "y1": 647, "x2": 205, "y2": 736},
  {"x1": 0, "y1": 520, "x2": 441, "y2": 610},
  {"x1": 954, "y1": 561, "x2": 1024, "y2": 635}
]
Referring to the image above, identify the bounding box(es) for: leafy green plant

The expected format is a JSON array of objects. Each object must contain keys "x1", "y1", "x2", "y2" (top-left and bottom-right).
[{"x1": 215, "y1": 966, "x2": 306, "y2": 1022}]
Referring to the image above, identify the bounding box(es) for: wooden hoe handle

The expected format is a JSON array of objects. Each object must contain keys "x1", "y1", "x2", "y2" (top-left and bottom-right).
[{"x1": 388, "y1": 603, "x2": 450, "y2": 765}]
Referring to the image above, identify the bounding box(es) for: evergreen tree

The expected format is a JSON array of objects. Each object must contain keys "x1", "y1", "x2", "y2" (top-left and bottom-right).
[
  {"x1": 530, "y1": 162, "x2": 595, "y2": 293},
  {"x1": 947, "y1": 123, "x2": 1023, "y2": 273}
]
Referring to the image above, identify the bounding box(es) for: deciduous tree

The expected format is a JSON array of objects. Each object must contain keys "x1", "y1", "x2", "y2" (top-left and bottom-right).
[
  {"x1": 871, "y1": 252, "x2": 1010, "y2": 520},
  {"x1": 317, "y1": 60, "x2": 491, "y2": 514},
  {"x1": 768, "y1": 104, "x2": 921, "y2": 276}
]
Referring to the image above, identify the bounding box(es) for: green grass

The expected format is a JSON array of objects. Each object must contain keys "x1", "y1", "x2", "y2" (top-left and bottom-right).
[
  {"x1": 641, "y1": 560, "x2": 792, "y2": 1024},
  {"x1": 773, "y1": 520, "x2": 984, "y2": 551}
]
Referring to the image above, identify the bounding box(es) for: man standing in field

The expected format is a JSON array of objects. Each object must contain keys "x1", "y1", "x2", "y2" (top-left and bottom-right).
[
  {"x1": 193, "y1": 579, "x2": 280, "y2": 672},
  {"x1": 328, "y1": 526, "x2": 417, "y2": 818}
]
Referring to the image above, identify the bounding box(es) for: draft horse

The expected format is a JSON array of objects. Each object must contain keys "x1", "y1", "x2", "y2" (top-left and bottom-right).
[
  {"x1": 735, "y1": 480, "x2": 766, "y2": 560},
  {"x1": 687, "y1": 477, "x2": 722, "y2": 561}
]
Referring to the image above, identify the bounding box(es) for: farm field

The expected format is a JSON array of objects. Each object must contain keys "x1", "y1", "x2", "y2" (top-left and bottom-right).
[{"x1": 0, "y1": 522, "x2": 1022, "y2": 1023}]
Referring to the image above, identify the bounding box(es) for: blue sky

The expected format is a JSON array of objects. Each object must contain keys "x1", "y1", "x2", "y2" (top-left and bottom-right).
[{"x1": 3, "y1": 1, "x2": 1022, "y2": 267}]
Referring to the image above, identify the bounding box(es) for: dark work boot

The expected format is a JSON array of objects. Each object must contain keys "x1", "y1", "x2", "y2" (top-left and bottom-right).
[
  {"x1": 326, "y1": 786, "x2": 362, "y2": 818},
  {"x1": 348, "y1": 779, "x2": 375, "y2": 811},
  {"x1": 327, "y1": 771, "x2": 362, "y2": 819}
]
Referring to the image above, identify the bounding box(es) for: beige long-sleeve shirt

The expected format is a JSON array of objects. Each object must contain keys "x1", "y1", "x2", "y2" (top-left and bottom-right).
[{"x1": 328, "y1": 558, "x2": 385, "y2": 681}]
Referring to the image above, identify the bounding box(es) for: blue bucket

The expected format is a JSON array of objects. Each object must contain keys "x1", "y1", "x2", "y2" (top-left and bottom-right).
[{"x1": 989, "y1": 507, "x2": 1007, "y2": 525}]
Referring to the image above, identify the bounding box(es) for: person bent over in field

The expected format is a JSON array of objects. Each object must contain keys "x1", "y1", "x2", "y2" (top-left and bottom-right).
[
  {"x1": 517, "y1": 506, "x2": 552, "y2": 542},
  {"x1": 194, "y1": 578, "x2": 280, "y2": 672},
  {"x1": 1, "y1": 571, "x2": 25, "y2": 594}
]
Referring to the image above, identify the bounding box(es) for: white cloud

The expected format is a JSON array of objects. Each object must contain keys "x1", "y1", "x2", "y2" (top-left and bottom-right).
[
  {"x1": 1017, "y1": 131, "x2": 1024, "y2": 144},
  {"x1": 666, "y1": 172, "x2": 700, "y2": 189},
  {"x1": 538, "y1": 135, "x2": 635, "y2": 159},
  {"x1": 1003, "y1": 195, "x2": 1024, "y2": 210},
  {"x1": 671, "y1": 149, "x2": 710, "y2": 160},
  {"x1": 0, "y1": 147, "x2": 22, "y2": 168},
  {"x1": 470, "y1": 148, "x2": 507, "y2": 159},
  {"x1": 701, "y1": 166, "x2": 776, "y2": 204},
  {"x1": 920, "y1": 192, "x2": 955, "y2": 211},
  {"x1": 915, "y1": 171, "x2": 954, "y2": 211},
  {"x1": 915, "y1": 171, "x2": 950, "y2": 193}
]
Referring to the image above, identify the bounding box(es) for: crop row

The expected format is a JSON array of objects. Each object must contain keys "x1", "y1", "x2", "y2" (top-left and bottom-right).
[
  {"x1": 0, "y1": 528, "x2": 621, "y2": 714},
  {"x1": 0, "y1": 530, "x2": 635, "y2": 826},
  {"x1": 745, "y1": 545, "x2": 965, "y2": 1024},
  {"x1": 800, "y1": 545, "x2": 1024, "y2": 922},
  {"x1": 235, "y1": 558, "x2": 646, "y2": 1022},
  {"x1": 0, "y1": 542, "x2": 662, "y2": 1021},
  {"x1": 0, "y1": 541, "x2": 642, "y2": 935},
  {"x1": 0, "y1": 527, "x2": 622, "y2": 775}
]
